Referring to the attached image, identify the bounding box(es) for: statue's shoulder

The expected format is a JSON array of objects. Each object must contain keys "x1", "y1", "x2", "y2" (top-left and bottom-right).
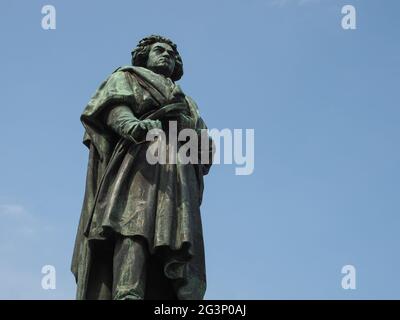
[
  {"x1": 102, "y1": 66, "x2": 148, "y2": 89},
  {"x1": 98, "y1": 66, "x2": 134, "y2": 84},
  {"x1": 110, "y1": 66, "x2": 158, "y2": 85},
  {"x1": 113, "y1": 65, "x2": 137, "y2": 73},
  {"x1": 112, "y1": 65, "x2": 149, "y2": 76}
]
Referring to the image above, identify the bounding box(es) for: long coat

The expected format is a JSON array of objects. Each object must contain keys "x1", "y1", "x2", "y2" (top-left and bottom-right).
[{"x1": 71, "y1": 66, "x2": 212, "y2": 299}]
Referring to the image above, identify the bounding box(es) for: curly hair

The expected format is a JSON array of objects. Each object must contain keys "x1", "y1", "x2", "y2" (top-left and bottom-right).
[{"x1": 131, "y1": 35, "x2": 184, "y2": 81}]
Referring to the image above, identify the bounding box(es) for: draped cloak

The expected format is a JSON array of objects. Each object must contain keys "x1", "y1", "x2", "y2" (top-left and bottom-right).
[{"x1": 71, "y1": 66, "x2": 213, "y2": 300}]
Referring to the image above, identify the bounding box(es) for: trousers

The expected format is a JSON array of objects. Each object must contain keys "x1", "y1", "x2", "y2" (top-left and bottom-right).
[{"x1": 86, "y1": 235, "x2": 178, "y2": 300}]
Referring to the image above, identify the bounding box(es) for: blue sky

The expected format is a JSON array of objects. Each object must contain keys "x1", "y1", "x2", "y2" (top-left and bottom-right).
[{"x1": 0, "y1": 0, "x2": 399, "y2": 299}]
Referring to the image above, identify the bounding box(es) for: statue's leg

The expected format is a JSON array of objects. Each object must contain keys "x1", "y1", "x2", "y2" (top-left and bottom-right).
[
  {"x1": 112, "y1": 235, "x2": 148, "y2": 300},
  {"x1": 144, "y1": 251, "x2": 178, "y2": 300},
  {"x1": 86, "y1": 240, "x2": 113, "y2": 300}
]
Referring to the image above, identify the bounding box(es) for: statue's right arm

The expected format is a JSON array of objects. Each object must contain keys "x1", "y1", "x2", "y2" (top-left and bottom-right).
[{"x1": 105, "y1": 105, "x2": 161, "y2": 144}]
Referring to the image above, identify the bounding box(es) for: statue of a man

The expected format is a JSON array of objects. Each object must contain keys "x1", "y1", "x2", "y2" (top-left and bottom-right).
[{"x1": 71, "y1": 35, "x2": 213, "y2": 300}]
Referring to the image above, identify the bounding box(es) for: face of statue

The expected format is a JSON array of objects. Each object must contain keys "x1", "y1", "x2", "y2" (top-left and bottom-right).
[{"x1": 146, "y1": 42, "x2": 176, "y2": 78}]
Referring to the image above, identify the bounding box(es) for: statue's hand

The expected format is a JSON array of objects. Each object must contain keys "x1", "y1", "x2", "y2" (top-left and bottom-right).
[
  {"x1": 130, "y1": 119, "x2": 162, "y2": 142},
  {"x1": 162, "y1": 110, "x2": 195, "y2": 131},
  {"x1": 139, "y1": 119, "x2": 162, "y2": 131}
]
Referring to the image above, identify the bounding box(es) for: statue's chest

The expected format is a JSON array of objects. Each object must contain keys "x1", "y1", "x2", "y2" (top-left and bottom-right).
[{"x1": 133, "y1": 80, "x2": 186, "y2": 117}]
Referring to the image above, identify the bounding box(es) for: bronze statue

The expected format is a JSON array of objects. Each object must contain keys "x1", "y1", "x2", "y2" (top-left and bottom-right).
[{"x1": 71, "y1": 35, "x2": 213, "y2": 300}]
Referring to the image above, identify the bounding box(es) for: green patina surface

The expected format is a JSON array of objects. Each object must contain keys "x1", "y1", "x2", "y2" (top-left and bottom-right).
[{"x1": 71, "y1": 35, "x2": 213, "y2": 300}]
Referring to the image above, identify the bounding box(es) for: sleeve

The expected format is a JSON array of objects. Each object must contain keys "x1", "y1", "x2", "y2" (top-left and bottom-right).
[
  {"x1": 105, "y1": 105, "x2": 148, "y2": 144},
  {"x1": 80, "y1": 69, "x2": 145, "y2": 159}
]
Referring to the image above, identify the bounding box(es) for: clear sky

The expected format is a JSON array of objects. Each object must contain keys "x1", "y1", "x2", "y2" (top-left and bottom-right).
[{"x1": 0, "y1": 0, "x2": 399, "y2": 299}]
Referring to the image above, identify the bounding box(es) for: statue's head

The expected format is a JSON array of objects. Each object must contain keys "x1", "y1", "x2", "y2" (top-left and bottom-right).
[{"x1": 131, "y1": 35, "x2": 183, "y2": 81}]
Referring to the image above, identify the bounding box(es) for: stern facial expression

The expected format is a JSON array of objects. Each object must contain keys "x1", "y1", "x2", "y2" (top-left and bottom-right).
[{"x1": 146, "y1": 42, "x2": 176, "y2": 78}]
